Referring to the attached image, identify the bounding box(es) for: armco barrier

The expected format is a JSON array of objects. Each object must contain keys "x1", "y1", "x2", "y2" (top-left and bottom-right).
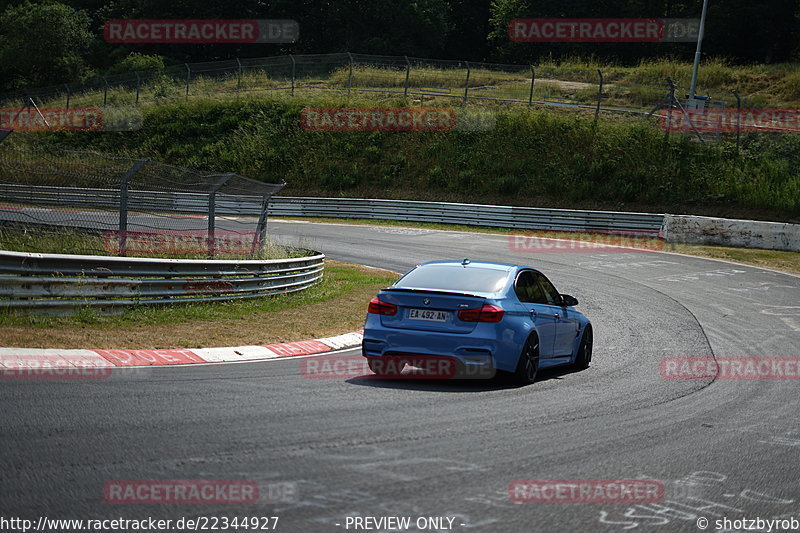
[
  {"x1": 661, "y1": 215, "x2": 800, "y2": 252},
  {"x1": 0, "y1": 185, "x2": 665, "y2": 235},
  {"x1": 268, "y1": 197, "x2": 665, "y2": 235},
  {"x1": 5, "y1": 186, "x2": 798, "y2": 250},
  {"x1": 0, "y1": 250, "x2": 324, "y2": 315}
]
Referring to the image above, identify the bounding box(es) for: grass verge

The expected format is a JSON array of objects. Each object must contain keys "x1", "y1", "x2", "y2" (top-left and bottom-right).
[
  {"x1": 0, "y1": 261, "x2": 399, "y2": 349},
  {"x1": 0, "y1": 223, "x2": 309, "y2": 260}
]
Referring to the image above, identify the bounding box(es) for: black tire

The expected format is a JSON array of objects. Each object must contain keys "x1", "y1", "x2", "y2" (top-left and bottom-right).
[
  {"x1": 512, "y1": 334, "x2": 540, "y2": 385},
  {"x1": 574, "y1": 325, "x2": 593, "y2": 369}
]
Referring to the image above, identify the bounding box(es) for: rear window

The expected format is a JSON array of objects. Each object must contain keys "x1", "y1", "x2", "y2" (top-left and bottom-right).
[{"x1": 394, "y1": 265, "x2": 510, "y2": 294}]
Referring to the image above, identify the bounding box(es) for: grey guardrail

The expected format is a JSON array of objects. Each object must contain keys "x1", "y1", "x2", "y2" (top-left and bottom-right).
[
  {"x1": 0, "y1": 184, "x2": 664, "y2": 234},
  {"x1": 0, "y1": 250, "x2": 324, "y2": 315},
  {"x1": 268, "y1": 197, "x2": 665, "y2": 235}
]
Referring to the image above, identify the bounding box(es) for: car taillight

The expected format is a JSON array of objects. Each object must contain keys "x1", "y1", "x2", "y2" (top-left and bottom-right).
[
  {"x1": 458, "y1": 304, "x2": 505, "y2": 323},
  {"x1": 368, "y1": 296, "x2": 397, "y2": 316}
]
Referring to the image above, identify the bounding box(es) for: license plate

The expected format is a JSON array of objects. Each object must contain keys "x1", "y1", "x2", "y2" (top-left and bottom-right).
[{"x1": 408, "y1": 308, "x2": 449, "y2": 322}]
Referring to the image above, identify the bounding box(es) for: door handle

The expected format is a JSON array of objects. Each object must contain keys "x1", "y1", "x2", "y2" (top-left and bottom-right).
[
  {"x1": 553, "y1": 313, "x2": 560, "y2": 319},
  {"x1": 530, "y1": 310, "x2": 537, "y2": 317}
]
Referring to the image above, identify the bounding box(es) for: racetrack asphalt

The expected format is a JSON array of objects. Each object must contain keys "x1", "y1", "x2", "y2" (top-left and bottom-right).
[{"x1": 1, "y1": 219, "x2": 799, "y2": 532}]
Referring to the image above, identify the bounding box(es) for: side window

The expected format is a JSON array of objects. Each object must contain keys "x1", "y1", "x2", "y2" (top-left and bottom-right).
[
  {"x1": 515, "y1": 271, "x2": 547, "y2": 304},
  {"x1": 534, "y1": 273, "x2": 562, "y2": 306}
]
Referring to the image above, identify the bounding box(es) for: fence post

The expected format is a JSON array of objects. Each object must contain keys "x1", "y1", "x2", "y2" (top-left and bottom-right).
[
  {"x1": 665, "y1": 77, "x2": 675, "y2": 142},
  {"x1": 404, "y1": 56, "x2": 411, "y2": 98},
  {"x1": 464, "y1": 61, "x2": 471, "y2": 104},
  {"x1": 290, "y1": 55, "x2": 296, "y2": 96},
  {"x1": 251, "y1": 196, "x2": 271, "y2": 258},
  {"x1": 118, "y1": 158, "x2": 149, "y2": 256},
  {"x1": 731, "y1": 89, "x2": 741, "y2": 155},
  {"x1": 594, "y1": 70, "x2": 604, "y2": 124},
  {"x1": 236, "y1": 58, "x2": 242, "y2": 93},
  {"x1": 102, "y1": 77, "x2": 108, "y2": 107},
  {"x1": 185, "y1": 64, "x2": 191, "y2": 99},
  {"x1": 529, "y1": 65, "x2": 535, "y2": 106},
  {"x1": 135, "y1": 72, "x2": 141, "y2": 105},
  {"x1": 64, "y1": 84, "x2": 71, "y2": 111},
  {"x1": 347, "y1": 52, "x2": 354, "y2": 96},
  {"x1": 207, "y1": 174, "x2": 234, "y2": 258}
]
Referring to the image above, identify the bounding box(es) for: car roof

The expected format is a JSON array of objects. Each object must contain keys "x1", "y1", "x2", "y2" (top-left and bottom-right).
[{"x1": 417, "y1": 260, "x2": 538, "y2": 273}]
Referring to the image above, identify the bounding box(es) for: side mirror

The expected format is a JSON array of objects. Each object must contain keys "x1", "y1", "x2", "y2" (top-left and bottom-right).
[{"x1": 561, "y1": 294, "x2": 579, "y2": 307}]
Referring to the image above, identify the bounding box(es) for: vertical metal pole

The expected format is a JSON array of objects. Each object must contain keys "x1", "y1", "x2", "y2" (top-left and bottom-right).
[
  {"x1": 251, "y1": 197, "x2": 271, "y2": 258},
  {"x1": 207, "y1": 174, "x2": 234, "y2": 258},
  {"x1": 689, "y1": 0, "x2": 710, "y2": 100},
  {"x1": 347, "y1": 52, "x2": 354, "y2": 96},
  {"x1": 208, "y1": 192, "x2": 216, "y2": 258},
  {"x1": 64, "y1": 84, "x2": 71, "y2": 111},
  {"x1": 594, "y1": 70, "x2": 604, "y2": 123},
  {"x1": 135, "y1": 72, "x2": 140, "y2": 105},
  {"x1": 404, "y1": 56, "x2": 411, "y2": 98},
  {"x1": 529, "y1": 66, "x2": 535, "y2": 106},
  {"x1": 118, "y1": 159, "x2": 148, "y2": 256},
  {"x1": 665, "y1": 78, "x2": 675, "y2": 141},
  {"x1": 236, "y1": 58, "x2": 242, "y2": 93},
  {"x1": 290, "y1": 55, "x2": 296, "y2": 96},
  {"x1": 102, "y1": 77, "x2": 108, "y2": 107},
  {"x1": 732, "y1": 89, "x2": 741, "y2": 155},
  {"x1": 464, "y1": 61, "x2": 471, "y2": 104},
  {"x1": 185, "y1": 64, "x2": 191, "y2": 99}
]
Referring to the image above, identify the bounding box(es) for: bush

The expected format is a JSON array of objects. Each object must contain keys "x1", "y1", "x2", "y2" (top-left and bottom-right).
[
  {"x1": 106, "y1": 53, "x2": 166, "y2": 76},
  {"x1": 44, "y1": 95, "x2": 800, "y2": 217}
]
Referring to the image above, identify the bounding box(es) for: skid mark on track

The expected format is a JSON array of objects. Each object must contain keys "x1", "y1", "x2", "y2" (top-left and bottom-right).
[{"x1": 654, "y1": 268, "x2": 748, "y2": 283}]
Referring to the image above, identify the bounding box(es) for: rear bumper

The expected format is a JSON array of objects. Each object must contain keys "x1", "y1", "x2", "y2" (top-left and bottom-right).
[{"x1": 362, "y1": 328, "x2": 499, "y2": 378}]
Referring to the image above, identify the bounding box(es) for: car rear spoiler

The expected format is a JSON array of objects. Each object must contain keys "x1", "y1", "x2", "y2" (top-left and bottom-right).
[{"x1": 383, "y1": 287, "x2": 483, "y2": 299}]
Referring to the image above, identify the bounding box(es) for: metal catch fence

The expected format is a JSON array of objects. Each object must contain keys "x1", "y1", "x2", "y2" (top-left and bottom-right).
[
  {"x1": 1, "y1": 52, "x2": 755, "y2": 137},
  {"x1": 0, "y1": 133, "x2": 285, "y2": 258}
]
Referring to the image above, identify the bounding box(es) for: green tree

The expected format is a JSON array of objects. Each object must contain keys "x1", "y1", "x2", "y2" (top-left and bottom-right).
[
  {"x1": 0, "y1": 1, "x2": 94, "y2": 89},
  {"x1": 257, "y1": 0, "x2": 452, "y2": 56},
  {"x1": 444, "y1": 0, "x2": 492, "y2": 59},
  {"x1": 488, "y1": 0, "x2": 800, "y2": 64}
]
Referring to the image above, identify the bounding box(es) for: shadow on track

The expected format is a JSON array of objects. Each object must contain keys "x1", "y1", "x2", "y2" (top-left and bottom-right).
[{"x1": 345, "y1": 364, "x2": 588, "y2": 393}]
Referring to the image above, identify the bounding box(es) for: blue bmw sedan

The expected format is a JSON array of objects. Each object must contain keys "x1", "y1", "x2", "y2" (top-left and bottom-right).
[{"x1": 362, "y1": 260, "x2": 593, "y2": 384}]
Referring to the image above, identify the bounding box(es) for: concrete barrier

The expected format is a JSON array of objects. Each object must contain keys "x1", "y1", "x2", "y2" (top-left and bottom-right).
[{"x1": 661, "y1": 215, "x2": 800, "y2": 252}]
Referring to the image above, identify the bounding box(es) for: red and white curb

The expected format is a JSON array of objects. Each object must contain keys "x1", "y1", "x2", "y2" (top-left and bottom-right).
[{"x1": 0, "y1": 331, "x2": 363, "y2": 370}]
